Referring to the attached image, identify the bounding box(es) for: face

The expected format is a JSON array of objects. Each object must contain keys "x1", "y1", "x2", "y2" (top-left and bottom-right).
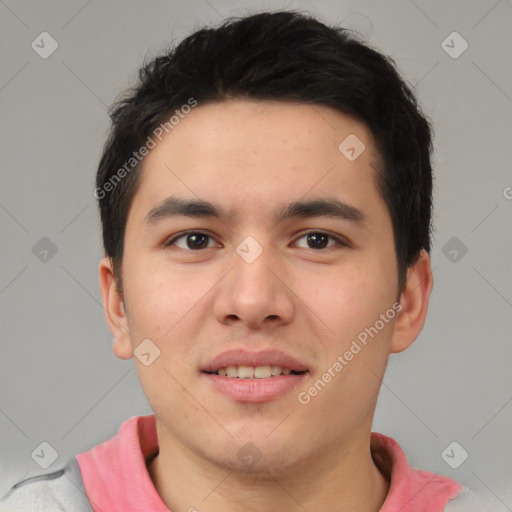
[{"x1": 100, "y1": 99, "x2": 432, "y2": 475}]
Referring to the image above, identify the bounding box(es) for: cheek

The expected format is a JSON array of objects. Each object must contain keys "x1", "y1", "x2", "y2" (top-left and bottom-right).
[
  {"x1": 123, "y1": 258, "x2": 192, "y2": 339},
  {"x1": 294, "y1": 263, "x2": 372, "y2": 332},
  {"x1": 294, "y1": 259, "x2": 394, "y2": 363},
  {"x1": 124, "y1": 257, "x2": 220, "y2": 369}
]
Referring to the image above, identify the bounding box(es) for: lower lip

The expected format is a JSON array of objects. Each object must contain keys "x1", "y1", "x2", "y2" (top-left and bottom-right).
[{"x1": 201, "y1": 372, "x2": 308, "y2": 403}]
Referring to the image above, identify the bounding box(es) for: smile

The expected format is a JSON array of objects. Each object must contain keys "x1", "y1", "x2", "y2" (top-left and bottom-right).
[{"x1": 204, "y1": 365, "x2": 307, "y2": 378}]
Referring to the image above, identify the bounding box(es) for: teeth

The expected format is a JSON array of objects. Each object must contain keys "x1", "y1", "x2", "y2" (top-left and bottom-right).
[
  {"x1": 238, "y1": 366, "x2": 254, "y2": 379},
  {"x1": 214, "y1": 365, "x2": 299, "y2": 378},
  {"x1": 254, "y1": 366, "x2": 271, "y2": 378},
  {"x1": 226, "y1": 366, "x2": 238, "y2": 377}
]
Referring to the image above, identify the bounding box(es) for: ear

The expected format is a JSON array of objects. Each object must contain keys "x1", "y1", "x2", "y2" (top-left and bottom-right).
[
  {"x1": 389, "y1": 249, "x2": 434, "y2": 354},
  {"x1": 98, "y1": 257, "x2": 133, "y2": 360}
]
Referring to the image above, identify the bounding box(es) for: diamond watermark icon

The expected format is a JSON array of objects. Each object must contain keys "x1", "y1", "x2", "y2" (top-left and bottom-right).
[
  {"x1": 31, "y1": 32, "x2": 59, "y2": 59},
  {"x1": 31, "y1": 441, "x2": 59, "y2": 469},
  {"x1": 441, "y1": 32, "x2": 468, "y2": 59},
  {"x1": 441, "y1": 441, "x2": 468, "y2": 469},
  {"x1": 236, "y1": 236, "x2": 263, "y2": 264},
  {"x1": 442, "y1": 236, "x2": 468, "y2": 263},
  {"x1": 134, "y1": 338, "x2": 161, "y2": 366},
  {"x1": 338, "y1": 134, "x2": 365, "y2": 161},
  {"x1": 237, "y1": 442, "x2": 262, "y2": 468},
  {"x1": 32, "y1": 237, "x2": 58, "y2": 263}
]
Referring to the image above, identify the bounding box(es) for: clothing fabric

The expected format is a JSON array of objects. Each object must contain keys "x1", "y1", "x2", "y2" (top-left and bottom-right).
[
  {"x1": 1, "y1": 414, "x2": 469, "y2": 511},
  {"x1": 0, "y1": 457, "x2": 94, "y2": 512}
]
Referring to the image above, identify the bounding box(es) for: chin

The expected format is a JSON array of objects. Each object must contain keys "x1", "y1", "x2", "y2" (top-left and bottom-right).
[{"x1": 209, "y1": 448, "x2": 302, "y2": 480}]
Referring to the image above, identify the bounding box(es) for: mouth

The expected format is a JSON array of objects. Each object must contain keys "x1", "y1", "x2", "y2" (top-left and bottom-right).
[
  {"x1": 203, "y1": 366, "x2": 307, "y2": 378},
  {"x1": 201, "y1": 348, "x2": 309, "y2": 375},
  {"x1": 201, "y1": 369, "x2": 309, "y2": 403},
  {"x1": 200, "y1": 349, "x2": 310, "y2": 402}
]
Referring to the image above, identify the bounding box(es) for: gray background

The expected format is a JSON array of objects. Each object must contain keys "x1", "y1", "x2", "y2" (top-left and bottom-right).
[{"x1": 1, "y1": 0, "x2": 511, "y2": 508}]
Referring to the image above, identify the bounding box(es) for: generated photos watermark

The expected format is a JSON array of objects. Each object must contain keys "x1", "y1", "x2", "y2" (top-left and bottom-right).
[
  {"x1": 93, "y1": 97, "x2": 198, "y2": 200},
  {"x1": 297, "y1": 301, "x2": 403, "y2": 405}
]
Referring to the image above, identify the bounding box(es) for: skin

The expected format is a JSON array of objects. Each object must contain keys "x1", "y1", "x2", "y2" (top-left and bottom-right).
[{"x1": 99, "y1": 99, "x2": 433, "y2": 512}]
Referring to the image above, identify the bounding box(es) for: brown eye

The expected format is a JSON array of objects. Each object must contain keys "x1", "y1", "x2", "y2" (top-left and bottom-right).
[
  {"x1": 293, "y1": 231, "x2": 347, "y2": 250},
  {"x1": 166, "y1": 231, "x2": 218, "y2": 250}
]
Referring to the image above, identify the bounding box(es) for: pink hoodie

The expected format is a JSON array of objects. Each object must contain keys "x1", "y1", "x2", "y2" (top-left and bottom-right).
[{"x1": 75, "y1": 414, "x2": 465, "y2": 511}]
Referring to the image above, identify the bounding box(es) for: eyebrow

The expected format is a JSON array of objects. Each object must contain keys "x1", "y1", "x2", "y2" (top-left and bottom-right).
[{"x1": 144, "y1": 195, "x2": 367, "y2": 228}]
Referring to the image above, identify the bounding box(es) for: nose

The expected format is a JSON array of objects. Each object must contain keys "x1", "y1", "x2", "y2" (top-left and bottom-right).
[{"x1": 212, "y1": 243, "x2": 295, "y2": 330}]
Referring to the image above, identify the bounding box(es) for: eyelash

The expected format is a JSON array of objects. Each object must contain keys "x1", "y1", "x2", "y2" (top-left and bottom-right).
[{"x1": 164, "y1": 230, "x2": 349, "y2": 251}]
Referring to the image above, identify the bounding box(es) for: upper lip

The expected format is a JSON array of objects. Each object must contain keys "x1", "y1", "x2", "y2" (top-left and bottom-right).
[{"x1": 201, "y1": 349, "x2": 309, "y2": 373}]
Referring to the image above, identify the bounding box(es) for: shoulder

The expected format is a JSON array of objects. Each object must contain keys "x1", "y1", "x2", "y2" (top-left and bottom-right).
[
  {"x1": 0, "y1": 457, "x2": 94, "y2": 512},
  {"x1": 443, "y1": 486, "x2": 501, "y2": 512}
]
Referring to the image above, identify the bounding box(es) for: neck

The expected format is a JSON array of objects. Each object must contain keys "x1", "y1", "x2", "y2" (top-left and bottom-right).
[{"x1": 148, "y1": 425, "x2": 389, "y2": 512}]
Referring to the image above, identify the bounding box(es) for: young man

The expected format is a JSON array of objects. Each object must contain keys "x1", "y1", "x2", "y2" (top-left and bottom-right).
[{"x1": 1, "y1": 10, "x2": 471, "y2": 512}]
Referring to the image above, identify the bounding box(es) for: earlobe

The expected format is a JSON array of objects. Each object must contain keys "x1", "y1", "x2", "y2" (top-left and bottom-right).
[
  {"x1": 98, "y1": 257, "x2": 133, "y2": 360},
  {"x1": 389, "y1": 250, "x2": 434, "y2": 354}
]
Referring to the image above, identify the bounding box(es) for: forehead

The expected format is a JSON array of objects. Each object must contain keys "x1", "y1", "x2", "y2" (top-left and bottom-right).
[{"x1": 129, "y1": 100, "x2": 385, "y2": 225}]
